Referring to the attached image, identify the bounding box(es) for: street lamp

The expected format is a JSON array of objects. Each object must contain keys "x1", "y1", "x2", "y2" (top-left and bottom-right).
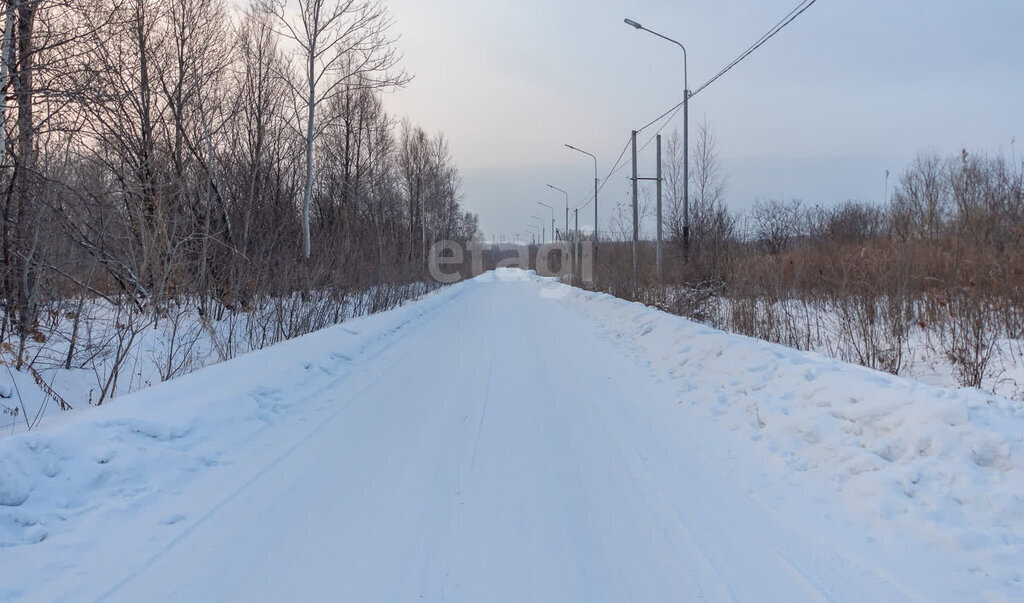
[
  {"x1": 526, "y1": 224, "x2": 539, "y2": 245},
  {"x1": 565, "y1": 144, "x2": 598, "y2": 265},
  {"x1": 625, "y1": 17, "x2": 690, "y2": 262},
  {"x1": 537, "y1": 201, "x2": 555, "y2": 245},
  {"x1": 546, "y1": 184, "x2": 570, "y2": 239},
  {"x1": 530, "y1": 215, "x2": 546, "y2": 243}
]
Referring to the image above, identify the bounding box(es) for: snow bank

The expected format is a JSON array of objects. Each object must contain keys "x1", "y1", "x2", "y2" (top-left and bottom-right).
[
  {"x1": 556, "y1": 279, "x2": 1024, "y2": 587},
  {"x1": 1, "y1": 284, "x2": 434, "y2": 438},
  {"x1": 0, "y1": 281, "x2": 471, "y2": 557}
]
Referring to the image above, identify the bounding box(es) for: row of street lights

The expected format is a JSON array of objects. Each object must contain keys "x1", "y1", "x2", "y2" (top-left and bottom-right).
[{"x1": 527, "y1": 17, "x2": 692, "y2": 281}]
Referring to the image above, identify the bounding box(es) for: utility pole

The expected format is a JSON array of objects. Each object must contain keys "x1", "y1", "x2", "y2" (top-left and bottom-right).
[
  {"x1": 537, "y1": 202, "x2": 555, "y2": 249},
  {"x1": 548, "y1": 184, "x2": 568, "y2": 235},
  {"x1": 631, "y1": 130, "x2": 639, "y2": 292},
  {"x1": 627, "y1": 132, "x2": 663, "y2": 289},
  {"x1": 656, "y1": 134, "x2": 663, "y2": 281},
  {"x1": 574, "y1": 208, "x2": 579, "y2": 280},
  {"x1": 594, "y1": 174, "x2": 598, "y2": 267},
  {"x1": 624, "y1": 19, "x2": 689, "y2": 263},
  {"x1": 565, "y1": 144, "x2": 599, "y2": 272},
  {"x1": 531, "y1": 215, "x2": 545, "y2": 244},
  {"x1": 683, "y1": 89, "x2": 690, "y2": 263},
  {"x1": 546, "y1": 184, "x2": 569, "y2": 274}
]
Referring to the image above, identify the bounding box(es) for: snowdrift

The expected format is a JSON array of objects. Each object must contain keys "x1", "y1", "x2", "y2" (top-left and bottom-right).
[
  {"x1": 558, "y1": 278, "x2": 1023, "y2": 588},
  {"x1": 0, "y1": 281, "x2": 470, "y2": 559}
]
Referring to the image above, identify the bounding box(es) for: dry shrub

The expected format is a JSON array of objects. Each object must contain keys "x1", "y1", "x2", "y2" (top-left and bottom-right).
[
  {"x1": 943, "y1": 290, "x2": 1001, "y2": 388},
  {"x1": 577, "y1": 149, "x2": 1023, "y2": 395}
]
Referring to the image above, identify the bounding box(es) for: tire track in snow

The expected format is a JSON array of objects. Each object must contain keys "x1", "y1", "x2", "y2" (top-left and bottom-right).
[
  {"x1": 96, "y1": 282, "x2": 475, "y2": 602},
  {"x1": 469, "y1": 354, "x2": 494, "y2": 472}
]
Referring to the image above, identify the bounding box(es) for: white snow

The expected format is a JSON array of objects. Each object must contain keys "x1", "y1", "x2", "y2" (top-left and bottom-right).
[
  {"x1": 0, "y1": 268, "x2": 1021, "y2": 601},
  {"x1": 679, "y1": 293, "x2": 1024, "y2": 401},
  {"x1": 563, "y1": 281, "x2": 1024, "y2": 592},
  {"x1": 0, "y1": 285, "x2": 429, "y2": 437}
]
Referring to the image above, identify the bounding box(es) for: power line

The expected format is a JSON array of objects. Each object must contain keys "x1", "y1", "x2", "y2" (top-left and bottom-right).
[
  {"x1": 637, "y1": 104, "x2": 684, "y2": 156},
  {"x1": 637, "y1": 0, "x2": 820, "y2": 178},
  {"x1": 583, "y1": 109, "x2": 675, "y2": 210},
  {"x1": 575, "y1": 136, "x2": 630, "y2": 211},
  {"x1": 575, "y1": 0, "x2": 818, "y2": 212},
  {"x1": 692, "y1": 0, "x2": 817, "y2": 98},
  {"x1": 636, "y1": 0, "x2": 818, "y2": 130}
]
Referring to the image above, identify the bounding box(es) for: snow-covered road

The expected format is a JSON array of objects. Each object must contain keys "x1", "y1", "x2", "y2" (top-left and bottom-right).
[{"x1": 2, "y1": 270, "x2": 1021, "y2": 601}]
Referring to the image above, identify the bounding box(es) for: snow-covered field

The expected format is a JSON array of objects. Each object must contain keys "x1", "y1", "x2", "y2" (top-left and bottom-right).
[{"x1": 1, "y1": 269, "x2": 1021, "y2": 601}]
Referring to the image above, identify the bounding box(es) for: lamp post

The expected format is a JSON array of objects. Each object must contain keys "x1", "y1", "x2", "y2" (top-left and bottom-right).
[
  {"x1": 530, "y1": 215, "x2": 545, "y2": 243},
  {"x1": 537, "y1": 201, "x2": 555, "y2": 246},
  {"x1": 546, "y1": 184, "x2": 569, "y2": 240},
  {"x1": 547, "y1": 184, "x2": 571, "y2": 279},
  {"x1": 565, "y1": 144, "x2": 598, "y2": 268},
  {"x1": 625, "y1": 18, "x2": 690, "y2": 263},
  {"x1": 574, "y1": 208, "x2": 579, "y2": 279}
]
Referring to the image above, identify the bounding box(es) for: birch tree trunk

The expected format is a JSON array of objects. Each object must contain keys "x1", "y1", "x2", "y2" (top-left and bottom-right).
[
  {"x1": 303, "y1": 47, "x2": 315, "y2": 258},
  {"x1": 267, "y1": 0, "x2": 408, "y2": 261}
]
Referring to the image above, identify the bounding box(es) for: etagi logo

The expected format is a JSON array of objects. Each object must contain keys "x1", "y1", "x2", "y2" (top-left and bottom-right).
[{"x1": 428, "y1": 241, "x2": 594, "y2": 284}]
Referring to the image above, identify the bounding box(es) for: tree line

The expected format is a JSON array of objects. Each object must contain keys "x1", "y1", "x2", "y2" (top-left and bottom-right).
[{"x1": 0, "y1": 0, "x2": 479, "y2": 370}]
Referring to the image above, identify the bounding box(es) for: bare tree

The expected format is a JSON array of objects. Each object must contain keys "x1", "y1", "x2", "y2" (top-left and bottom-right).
[
  {"x1": 751, "y1": 199, "x2": 803, "y2": 254},
  {"x1": 263, "y1": 0, "x2": 409, "y2": 259},
  {"x1": 664, "y1": 121, "x2": 733, "y2": 278},
  {"x1": 664, "y1": 128, "x2": 685, "y2": 254},
  {"x1": 397, "y1": 120, "x2": 428, "y2": 265},
  {"x1": 689, "y1": 119, "x2": 727, "y2": 231},
  {"x1": 890, "y1": 153, "x2": 948, "y2": 242},
  {"x1": 2, "y1": 0, "x2": 95, "y2": 367},
  {"x1": 0, "y1": 0, "x2": 479, "y2": 423}
]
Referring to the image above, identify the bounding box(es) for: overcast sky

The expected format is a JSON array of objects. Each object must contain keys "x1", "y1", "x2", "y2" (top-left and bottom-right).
[{"x1": 381, "y1": 0, "x2": 1023, "y2": 241}]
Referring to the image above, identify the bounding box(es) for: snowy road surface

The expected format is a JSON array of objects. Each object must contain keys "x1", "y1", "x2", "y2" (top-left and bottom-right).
[{"x1": 2, "y1": 270, "x2": 1021, "y2": 601}]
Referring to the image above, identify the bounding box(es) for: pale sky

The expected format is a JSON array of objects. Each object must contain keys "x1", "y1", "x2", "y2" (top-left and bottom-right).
[{"x1": 382, "y1": 0, "x2": 1023, "y2": 241}]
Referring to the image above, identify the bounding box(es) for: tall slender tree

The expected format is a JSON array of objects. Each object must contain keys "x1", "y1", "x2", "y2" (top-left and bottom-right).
[{"x1": 263, "y1": 0, "x2": 408, "y2": 259}]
